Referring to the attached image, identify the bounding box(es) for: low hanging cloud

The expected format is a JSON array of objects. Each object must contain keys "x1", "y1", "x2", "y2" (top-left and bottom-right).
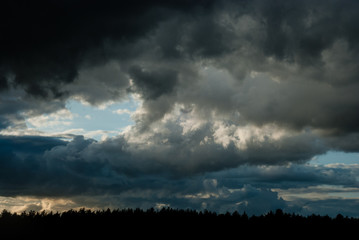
[{"x1": 1, "y1": 133, "x2": 359, "y2": 215}]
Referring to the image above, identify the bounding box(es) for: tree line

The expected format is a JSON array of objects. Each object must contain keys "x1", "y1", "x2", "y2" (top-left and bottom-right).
[{"x1": 0, "y1": 208, "x2": 357, "y2": 237}]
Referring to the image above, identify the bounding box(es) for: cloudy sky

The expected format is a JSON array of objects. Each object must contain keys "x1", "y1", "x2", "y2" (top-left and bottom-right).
[{"x1": 1, "y1": 0, "x2": 359, "y2": 216}]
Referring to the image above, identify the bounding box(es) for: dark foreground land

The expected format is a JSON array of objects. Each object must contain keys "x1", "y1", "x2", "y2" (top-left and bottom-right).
[{"x1": 0, "y1": 208, "x2": 358, "y2": 238}]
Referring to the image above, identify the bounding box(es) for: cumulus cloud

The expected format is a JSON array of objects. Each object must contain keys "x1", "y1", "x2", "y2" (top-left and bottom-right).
[
  {"x1": 0, "y1": 132, "x2": 343, "y2": 197},
  {"x1": 1, "y1": 133, "x2": 359, "y2": 215},
  {"x1": 1, "y1": 0, "x2": 359, "y2": 135}
]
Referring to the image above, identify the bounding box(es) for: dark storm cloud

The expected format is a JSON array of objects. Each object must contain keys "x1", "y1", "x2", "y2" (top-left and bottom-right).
[
  {"x1": 232, "y1": 74, "x2": 359, "y2": 134},
  {"x1": 0, "y1": 135, "x2": 131, "y2": 197},
  {"x1": 0, "y1": 132, "x2": 323, "y2": 196},
  {"x1": 210, "y1": 164, "x2": 359, "y2": 190},
  {"x1": 0, "y1": 0, "x2": 215, "y2": 97},
  {"x1": 128, "y1": 66, "x2": 178, "y2": 100},
  {"x1": 133, "y1": 0, "x2": 359, "y2": 137},
  {"x1": 1, "y1": 0, "x2": 359, "y2": 133},
  {"x1": 0, "y1": 135, "x2": 66, "y2": 196},
  {"x1": 0, "y1": 135, "x2": 65, "y2": 156},
  {"x1": 40, "y1": 122, "x2": 327, "y2": 178},
  {"x1": 1, "y1": 134, "x2": 359, "y2": 215},
  {"x1": 250, "y1": 0, "x2": 359, "y2": 65},
  {"x1": 0, "y1": 86, "x2": 66, "y2": 131},
  {"x1": 0, "y1": 0, "x2": 222, "y2": 131}
]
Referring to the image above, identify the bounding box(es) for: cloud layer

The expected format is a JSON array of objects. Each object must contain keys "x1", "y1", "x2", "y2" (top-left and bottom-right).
[{"x1": 1, "y1": 0, "x2": 359, "y2": 215}]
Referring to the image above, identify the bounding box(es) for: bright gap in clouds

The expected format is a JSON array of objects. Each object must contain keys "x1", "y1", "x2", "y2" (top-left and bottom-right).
[
  {"x1": 25, "y1": 96, "x2": 140, "y2": 141},
  {"x1": 310, "y1": 151, "x2": 359, "y2": 165}
]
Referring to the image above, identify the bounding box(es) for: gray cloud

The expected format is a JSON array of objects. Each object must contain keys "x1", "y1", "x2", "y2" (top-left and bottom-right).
[
  {"x1": 0, "y1": 134, "x2": 289, "y2": 214},
  {"x1": 128, "y1": 66, "x2": 178, "y2": 100},
  {"x1": 1, "y1": 0, "x2": 359, "y2": 135},
  {"x1": 210, "y1": 164, "x2": 359, "y2": 190},
  {"x1": 1, "y1": 133, "x2": 359, "y2": 216},
  {"x1": 0, "y1": 0, "x2": 216, "y2": 98},
  {"x1": 66, "y1": 61, "x2": 130, "y2": 105}
]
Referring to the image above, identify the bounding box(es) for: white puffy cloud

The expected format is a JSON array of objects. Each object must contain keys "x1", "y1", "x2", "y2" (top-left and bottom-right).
[{"x1": 25, "y1": 109, "x2": 74, "y2": 129}]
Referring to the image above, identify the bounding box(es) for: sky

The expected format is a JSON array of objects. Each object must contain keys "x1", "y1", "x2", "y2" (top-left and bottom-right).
[{"x1": 1, "y1": 0, "x2": 359, "y2": 217}]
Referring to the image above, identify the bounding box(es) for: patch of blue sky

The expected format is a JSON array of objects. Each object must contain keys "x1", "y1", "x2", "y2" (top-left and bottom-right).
[
  {"x1": 310, "y1": 151, "x2": 359, "y2": 165},
  {"x1": 66, "y1": 100, "x2": 135, "y2": 131},
  {"x1": 26, "y1": 95, "x2": 140, "y2": 141}
]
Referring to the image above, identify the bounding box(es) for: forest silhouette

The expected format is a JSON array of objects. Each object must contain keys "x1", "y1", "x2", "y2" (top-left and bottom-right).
[{"x1": 0, "y1": 208, "x2": 358, "y2": 238}]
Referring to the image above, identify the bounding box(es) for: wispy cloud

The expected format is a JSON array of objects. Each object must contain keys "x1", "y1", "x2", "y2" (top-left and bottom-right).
[{"x1": 112, "y1": 109, "x2": 133, "y2": 115}]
